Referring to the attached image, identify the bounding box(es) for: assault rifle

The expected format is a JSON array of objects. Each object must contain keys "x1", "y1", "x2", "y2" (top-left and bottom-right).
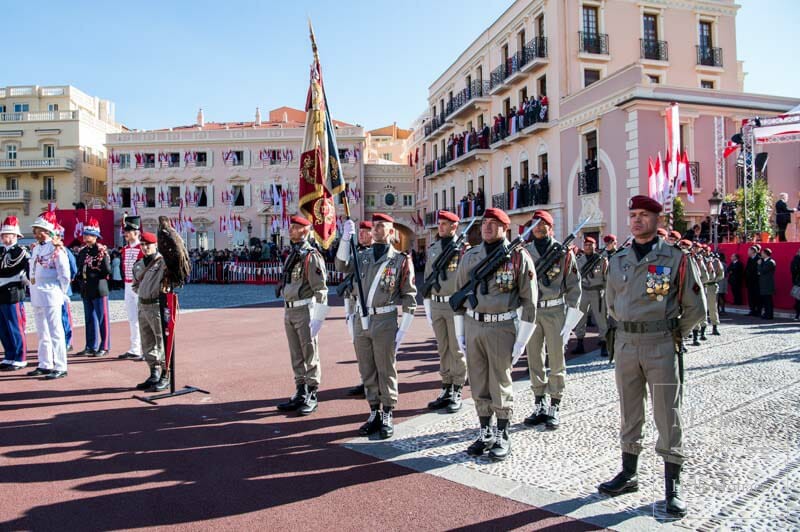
[
  {"x1": 579, "y1": 235, "x2": 632, "y2": 278},
  {"x1": 421, "y1": 218, "x2": 477, "y2": 298},
  {"x1": 449, "y1": 220, "x2": 539, "y2": 312},
  {"x1": 275, "y1": 247, "x2": 301, "y2": 298},
  {"x1": 535, "y1": 217, "x2": 590, "y2": 286},
  {"x1": 336, "y1": 272, "x2": 354, "y2": 298}
]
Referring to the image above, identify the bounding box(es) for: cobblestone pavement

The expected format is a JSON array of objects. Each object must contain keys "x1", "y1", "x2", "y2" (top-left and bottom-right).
[
  {"x1": 347, "y1": 317, "x2": 800, "y2": 531},
  {"x1": 22, "y1": 284, "x2": 279, "y2": 333}
]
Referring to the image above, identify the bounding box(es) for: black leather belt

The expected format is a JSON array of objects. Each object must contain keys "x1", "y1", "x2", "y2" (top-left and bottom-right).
[
  {"x1": 583, "y1": 286, "x2": 604, "y2": 291},
  {"x1": 619, "y1": 318, "x2": 679, "y2": 333},
  {"x1": 140, "y1": 297, "x2": 159, "y2": 305}
]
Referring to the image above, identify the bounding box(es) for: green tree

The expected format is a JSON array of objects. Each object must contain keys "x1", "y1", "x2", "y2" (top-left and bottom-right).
[
  {"x1": 672, "y1": 196, "x2": 687, "y2": 235},
  {"x1": 732, "y1": 178, "x2": 774, "y2": 238}
]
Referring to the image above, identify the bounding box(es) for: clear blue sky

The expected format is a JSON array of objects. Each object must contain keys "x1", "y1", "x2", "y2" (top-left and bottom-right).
[{"x1": 3, "y1": 0, "x2": 796, "y2": 131}]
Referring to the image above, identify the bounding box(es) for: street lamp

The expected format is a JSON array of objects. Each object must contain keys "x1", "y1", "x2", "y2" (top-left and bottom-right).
[{"x1": 708, "y1": 188, "x2": 724, "y2": 249}]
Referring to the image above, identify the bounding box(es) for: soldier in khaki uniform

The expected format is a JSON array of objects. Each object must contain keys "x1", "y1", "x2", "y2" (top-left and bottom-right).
[
  {"x1": 453, "y1": 207, "x2": 538, "y2": 461},
  {"x1": 703, "y1": 246, "x2": 724, "y2": 336},
  {"x1": 343, "y1": 220, "x2": 374, "y2": 397},
  {"x1": 424, "y1": 209, "x2": 469, "y2": 413},
  {"x1": 690, "y1": 243, "x2": 710, "y2": 346},
  {"x1": 599, "y1": 195, "x2": 706, "y2": 517},
  {"x1": 574, "y1": 237, "x2": 609, "y2": 356},
  {"x1": 523, "y1": 210, "x2": 581, "y2": 430},
  {"x1": 276, "y1": 215, "x2": 329, "y2": 416},
  {"x1": 335, "y1": 213, "x2": 416, "y2": 439}
]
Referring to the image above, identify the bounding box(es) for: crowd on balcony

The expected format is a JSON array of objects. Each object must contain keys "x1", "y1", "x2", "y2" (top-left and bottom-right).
[
  {"x1": 507, "y1": 173, "x2": 550, "y2": 210},
  {"x1": 492, "y1": 95, "x2": 549, "y2": 143},
  {"x1": 445, "y1": 126, "x2": 492, "y2": 162},
  {"x1": 457, "y1": 189, "x2": 485, "y2": 219}
]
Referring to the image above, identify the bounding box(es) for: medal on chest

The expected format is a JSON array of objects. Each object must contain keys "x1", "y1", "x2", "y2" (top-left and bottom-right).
[
  {"x1": 380, "y1": 262, "x2": 397, "y2": 291},
  {"x1": 447, "y1": 255, "x2": 459, "y2": 272},
  {"x1": 291, "y1": 262, "x2": 303, "y2": 282},
  {"x1": 646, "y1": 265, "x2": 671, "y2": 302},
  {"x1": 494, "y1": 260, "x2": 515, "y2": 293}
]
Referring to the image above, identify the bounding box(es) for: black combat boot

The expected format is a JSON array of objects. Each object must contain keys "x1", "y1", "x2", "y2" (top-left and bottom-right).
[
  {"x1": 358, "y1": 407, "x2": 382, "y2": 436},
  {"x1": 524, "y1": 396, "x2": 548, "y2": 426},
  {"x1": 489, "y1": 418, "x2": 511, "y2": 462},
  {"x1": 599, "y1": 340, "x2": 609, "y2": 357},
  {"x1": 277, "y1": 384, "x2": 307, "y2": 412},
  {"x1": 346, "y1": 383, "x2": 365, "y2": 397},
  {"x1": 136, "y1": 366, "x2": 160, "y2": 390},
  {"x1": 545, "y1": 398, "x2": 561, "y2": 430},
  {"x1": 427, "y1": 383, "x2": 453, "y2": 410},
  {"x1": 466, "y1": 416, "x2": 495, "y2": 456},
  {"x1": 665, "y1": 462, "x2": 688, "y2": 517},
  {"x1": 598, "y1": 453, "x2": 639, "y2": 496},
  {"x1": 148, "y1": 369, "x2": 170, "y2": 392},
  {"x1": 572, "y1": 339, "x2": 585, "y2": 354},
  {"x1": 446, "y1": 385, "x2": 463, "y2": 413},
  {"x1": 379, "y1": 407, "x2": 394, "y2": 439},
  {"x1": 297, "y1": 386, "x2": 318, "y2": 416},
  {"x1": 699, "y1": 326, "x2": 707, "y2": 341},
  {"x1": 692, "y1": 330, "x2": 700, "y2": 346},
  {"x1": 712, "y1": 325, "x2": 720, "y2": 336}
]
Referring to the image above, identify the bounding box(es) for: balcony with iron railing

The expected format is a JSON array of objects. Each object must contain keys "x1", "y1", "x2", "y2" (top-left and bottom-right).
[
  {"x1": 0, "y1": 158, "x2": 75, "y2": 172},
  {"x1": 423, "y1": 112, "x2": 449, "y2": 140},
  {"x1": 489, "y1": 105, "x2": 550, "y2": 147},
  {"x1": 640, "y1": 39, "x2": 668, "y2": 62},
  {"x1": 696, "y1": 45, "x2": 723, "y2": 68},
  {"x1": 0, "y1": 110, "x2": 79, "y2": 122},
  {"x1": 445, "y1": 80, "x2": 492, "y2": 121},
  {"x1": 40, "y1": 189, "x2": 57, "y2": 201},
  {"x1": 521, "y1": 36, "x2": 548, "y2": 72},
  {"x1": 579, "y1": 31, "x2": 609, "y2": 56}
]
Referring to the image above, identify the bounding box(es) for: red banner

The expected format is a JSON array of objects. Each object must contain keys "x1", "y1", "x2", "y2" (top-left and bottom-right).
[{"x1": 719, "y1": 241, "x2": 800, "y2": 311}]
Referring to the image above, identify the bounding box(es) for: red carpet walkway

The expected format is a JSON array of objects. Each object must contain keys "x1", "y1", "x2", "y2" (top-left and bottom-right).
[{"x1": 0, "y1": 300, "x2": 599, "y2": 531}]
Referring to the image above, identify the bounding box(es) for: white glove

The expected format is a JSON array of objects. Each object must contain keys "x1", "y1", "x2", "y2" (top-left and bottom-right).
[
  {"x1": 341, "y1": 219, "x2": 356, "y2": 242},
  {"x1": 454, "y1": 314, "x2": 466, "y2": 355},
  {"x1": 512, "y1": 320, "x2": 536, "y2": 365},
  {"x1": 345, "y1": 314, "x2": 354, "y2": 341},
  {"x1": 512, "y1": 343, "x2": 526, "y2": 365},
  {"x1": 560, "y1": 306, "x2": 584, "y2": 346},
  {"x1": 309, "y1": 303, "x2": 330, "y2": 338},
  {"x1": 423, "y1": 298, "x2": 433, "y2": 328},
  {"x1": 394, "y1": 312, "x2": 414, "y2": 352}
]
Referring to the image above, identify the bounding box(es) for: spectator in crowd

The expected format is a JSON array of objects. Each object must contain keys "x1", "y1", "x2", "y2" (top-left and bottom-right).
[
  {"x1": 745, "y1": 245, "x2": 762, "y2": 316},
  {"x1": 775, "y1": 192, "x2": 795, "y2": 242},
  {"x1": 758, "y1": 247, "x2": 776, "y2": 320},
  {"x1": 727, "y1": 253, "x2": 744, "y2": 305},
  {"x1": 520, "y1": 178, "x2": 531, "y2": 208},
  {"x1": 700, "y1": 216, "x2": 712, "y2": 243},
  {"x1": 716, "y1": 252, "x2": 727, "y2": 314},
  {"x1": 686, "y1": 224, "x2": 702, "y2": 242},
  {"x1": 792, "y1": 247, "x2": 800, "y2": 321},
  {"x1": 111, "y1": 250, "x2": 122, "y2": 290}
]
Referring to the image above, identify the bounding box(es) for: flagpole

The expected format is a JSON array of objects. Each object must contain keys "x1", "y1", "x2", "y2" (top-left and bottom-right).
[{"x1": 308, "y1": 19, "x2": 368, "y2": 322}]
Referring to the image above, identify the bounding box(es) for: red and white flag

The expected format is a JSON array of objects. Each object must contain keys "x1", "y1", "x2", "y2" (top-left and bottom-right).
[
  {"x1": 675, "y1": 150, "x2": 695, "y2": 203},
  {"x1": 665, "y1": 103, "x2": 680, "y2": 181},
  {"x1": 647, "y1": 156, "x2": 658, "y2": 201}
]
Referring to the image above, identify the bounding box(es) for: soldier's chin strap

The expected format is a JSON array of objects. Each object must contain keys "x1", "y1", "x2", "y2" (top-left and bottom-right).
[{"x1": 512, "y1": 320, "x2": 536, "y2": 365}]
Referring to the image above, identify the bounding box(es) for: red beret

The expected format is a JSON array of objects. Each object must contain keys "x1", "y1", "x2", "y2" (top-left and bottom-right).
[
  {"x1": 532, "y1": 210, "x2": 554, "y2": 226},
  {"x1": 669, "y1": 230, "x2": 682, "y2": 239},
  {"x1": 359, "y1": 221, "x2": 373, "y2": 230},
  {"x1": 657, "y1": 228, "x2": 668, "y2": 237},
  {"x1": 141, "y1": 231, "x2": 157, "y2": 244},
  {"x1": 290, "y1": 215, "x2": 311, "y2": 227},
  {"x1": 584, "y1": 236, "x2": 596, "y2": 244},
  {"x1": 372, "y1": 213, "x2": 394, "y2": 223},
  {"x1": 437, "y1": 210, "x2": 459, "y2": 223},
  {"x1": 483, "y1": 208, "x2": 510, "y2": 226},
  {"x1": 628, "y1": 195, "x2": 663, "y2": 213},
  {"x1": 603, "y1": 234, "x2": 617, "y2": 244},
  {"x1": 678, "y1": 239, "x2": 692, "y2": 248}
]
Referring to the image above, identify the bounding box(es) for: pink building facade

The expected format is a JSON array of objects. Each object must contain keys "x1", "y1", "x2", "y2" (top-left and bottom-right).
[{"x1": 105, "y1": 108, "x2": 366, "y2": 250}]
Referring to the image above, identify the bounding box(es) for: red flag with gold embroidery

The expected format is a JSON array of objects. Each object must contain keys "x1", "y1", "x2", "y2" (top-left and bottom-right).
[{"x1": 298, "y1": 29, "x2": 339, "y2": 249}]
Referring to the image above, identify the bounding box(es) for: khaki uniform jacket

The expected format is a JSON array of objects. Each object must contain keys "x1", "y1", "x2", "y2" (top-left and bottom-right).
[
  {"x1": 424, "y1": 238, "x2": 467, "y2": 297},
  {"x1": 281, "y1": 242, "x2": 328, "y2": 305},
  {"x1": 607, "y1": 239, "x2": 706, "y2": 337},
  {"x1": 453, "y1": 240, "x2": 538, "y2": 321},
  {"x1": 525, "y1": 239, "x2": 582, "y2": 306},
  {"x1": 132, "y1": 254, "x2": 167, "y2": 301},
  {"x1": 576, "y1": 253, "x2": 607, "y2": 290},
  {"x1": 335, "y1": 244, "x2": 417, "y2": 314}
]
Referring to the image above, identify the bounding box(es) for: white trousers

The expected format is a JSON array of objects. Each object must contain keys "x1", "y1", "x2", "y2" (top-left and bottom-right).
[
  {"x1": 34, "y1": 305, "x2": 67, "y2": 371},
  {"x1": 124, "y1": 283, "x2": 142, "y2": 355}
]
